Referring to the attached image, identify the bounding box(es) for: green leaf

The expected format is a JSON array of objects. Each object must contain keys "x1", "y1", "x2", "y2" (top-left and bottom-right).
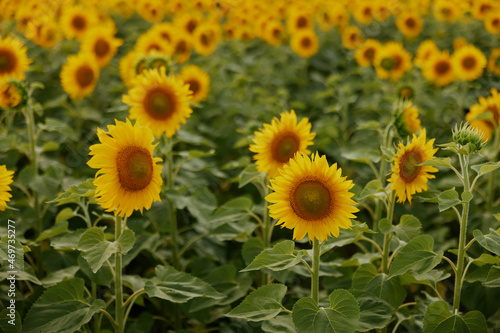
[
  {"x1": 241, "y1": 237, "x2": 265, "y2": 266},
  {"x1": 473, "y1": 253, "x2": 500, "y2": 266},
  {"x1": 358, "y1": 180, "x2": 383, "y2": 201},
  {"x1": 473, "y1": 229, "x2": 500, "y2": 256},
  {"x1": 292, "y1": 290, "x2": 359, "y2": 333},
  {"x1": 321, "y1": 222, "x2": 375, "y2": 254},
  {"x1": 438, "y1": 189, "x2": 461, "y2": 212},
  {"x1": 419, "y1": 157, "x2": 452, "y2": 168},
  {"x1": 0, "y1": 309, "x2": 21, "y2": 333},
  {"x1": 226, "y1": 284, "x2": 287, "y2": 321},
  {"x1": 423, "y1": 301, "x2": 487, "y2": 333},
  {"x1": 144, "y1": 265, "x2": 225, "y2": 303},
  {"x1": 484, "y1": 266, "x2": 500, "y2": 287},
  {"x1": 378, "y1": 215, "x2": 421, "y2": 242},
  {"x1": 471, "y1": 161, "x2": 500, "y2": 177},
  {"x1": 23, "y1": 278, "x2": 105, "y2": 333},
  {"x1": 77, "y1": 227, "x2": 135, "y2": 273},
  {"x1": 262, "y1": 315, "x2": 297, "y2": 333},
  {"x1": 41, "y1": 266, "x2": 80, "y2": 288},
  {"x1": 461, "y1": 191, "x2": 473, "y2": 202},
  {"x1": 35, "y1": 221, "x2": 69, "y2": 242},
  {"x1": 55, "y1": 207, "x2": 76, "y2": 224},
  {"x1": 353, "y1": 294, "x2": 393, "y2": 331},
  {"x1": 50, "y1": 179, "x2": 96, "y2": 206},
  {"x1": 241, "y1": 240, "x2": 307, "y2": 272},
  {"x1": 389, "y1": 235, "x2": 443, "y2": 278},
  {"x1": 238, "y1": 164, "x2": 263, "y2": 188},
  {"x1": 378, "y1": 218, "x2": 392, "y2": 234}
]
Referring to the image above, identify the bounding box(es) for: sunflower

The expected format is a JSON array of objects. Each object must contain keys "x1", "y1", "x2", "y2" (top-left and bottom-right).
[
  {"x1": 119, "y1": 50, "x2": 141, "y2": 88},
  {"x1": 135, "y1": 31, "x2": 172, "y2": 55},
  {"x1": 88, "y1": 119, "x2": 163, "y2": 218},
  {"x1": 453, "y1": 37, "x2": 468, "y2": 51},
  {"x1": 172, "y1": 32, "x2": 193, "y2": 63},
  {"x1": 81, "y1": 26, "x2": 123, "y2": 68},
  {"x1": 488, "y1": 48, "x2": 500, "y2": 74},
  {"x1": 193, "y1": 22, "x2": 221, "y2": 56},
  {"x1": 249, "y1": 110, "x2": 315, "y2": 178},
  {"x1": 395, "y1": 101, "x2": 421, "y2": 137},
  {"x1": 173, "y1": 12, "x2": 202, "y2": 36},
  {"x1": 355, "y1": 39, "x2": 381, "y2": 67},
  {"x1": 122, "y1": 67, "x2": 193, "y2": 138},
  {"x1": 290, "y1": 29, "x2": 319, "y2": 58},
  {"x1": 286, "y1": 7, "x2": 313, "y2": 34},
  {"x1": 451, "y1": 44, "x2": 487, "y2": 81},
  {"x1": 415, "y1": 39, "x2": 440, "y2": 68},
  {"x1": 25, "y1": 16, "x2": 62, "y2": 48},
  {"x1": 373, "y1": 2, "x2": 391, "y2": 21},
  {"x1": 178, "y1": 65, "x2": 210, "y2": 103},
  {"x1": 466, "y1": 89, "x2": 500, "y2": 129},
  {"x1": 396, "y1": 12, "x2": 423, "y2": 39},
  {"x1": 0, "y1": 165, "x2": 14, "y2": 211},
  {"x1": 136, "y1": 0, "x2": 164, "y2": 22},
  {"x1": 485, "y1": 11, "x2": 500, "y2": 34},
  {"x1": 388, "y1": 129, "x2": 438, "y2": 203},
  {"x1": 433, "y1": 0, "x2": 464, "y2": 23},
  {"x1": 0, "y1": 36, "x2": 31, "y2": 81},
  {"x1": 0, "y1": 81, "x2": 24, "y2": 108},
  {"x1": 422, "y1": 50, "x2": 455, "y2": 87},
  {"x1": 352, "y1": 1, "x2": 374, "y2": 25},
  {"x1": 266, "y1": 152, "x2": 358, "y2": 241},
  {"x1": 60, "y1": 5, "x2": 98, "y2": 40},
  {"x1": 471, "y1": 0, "x2": 496, "y2": 20},
  {"x1": 374, "y1": 42, "x2": 412, "y2": 81},
  {"x1": 342, "y1": 25, "x2": 364, "y2": 50},
  {"x1": 329, "y1": 4, "x2": 350, "y2": 30},
  {"x1": 149, "y1": 22, "x2": 175, "y2": 45},
  {"x1": 60, "y1": 52, "x2": 100, "y2": 99},
  {"x1": 263, "y1": 20, "x2": 286, "y2": 46}
]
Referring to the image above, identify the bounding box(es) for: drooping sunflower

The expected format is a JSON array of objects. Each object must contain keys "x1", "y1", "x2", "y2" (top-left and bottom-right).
[
  {"x1": 60, "y1": 4, "x2": 98, "y2": 40},
  {"x1": 374, "y1": 42, "x2": 412, "y2": 81},
  {"x1": 0, "y1": 36, "x2": 31, "y2": 81},
  {"x1": 388, "y1": 129, "x2": 438, "y2": 203},
  {"x1": 395, "y1": 101, "x2": 422, "y2": 137},
  {"x1": 60, "y1": 52, "x2": 100, "y2": 99},
  {"x1": 422, "y1": 50, "x2": 456, "y2": 87},
  {"x1": 178, "y1": 65, "x2": 210, "y2": 103},
  {"x1": 488, "y1": 48, "x2": 500, "y2": 74},
  {"x1": 249, "y1": 110, "x2": 315, "y2": 178},
  {"x1": 415, "y1": 39, "x2": 440, "y2": 68},
  {"x1": 0, "y1": 165, "x2": 14, "y2": 211},
  {"x1": 0, "y1": 81, "x2": 24, "y2": 108},
  {"x1": 355, "y1": 39, "x2": 381, "y2": 67},
  {"x1": 290, "y1": 29, "x2": 319, "y2": 58},
  {"x1": 485, "y1": 11, "x2": 500, "y2": 34},
  {"x1": 342, "y1": 25, "x2": 364, "y2": 50},
  {"x1": 451, "y1": 44, "x2": 487, "y2": 81},
  {"x1": 88, "y1": 119, "x2": 163, "y2": 218},
  {"x1": 80, "y1": 26, "x2": 123, "y2": 68},
  {"x1": 396, "y1": 12, "x2": 423, "y2": 39},
  {"x1": 266, "y1": 152, "x2": 358, "y2": 241},
  {"x1": 122, "y1": 67, "x2": 193, "y2": 138}
]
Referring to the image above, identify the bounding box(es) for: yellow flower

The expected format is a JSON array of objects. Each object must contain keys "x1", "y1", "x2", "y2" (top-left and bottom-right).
[
  {"x1": 352, "y1": 1, "x2": 374, "y2": 25},
  {"x1": 342, "y1": 26, "x2": 364, "y2": 50},
  {"x1": 135, "y1": 30, "x2": 173, "y2": 55},
  {"x1": 373, "y1": 2, "x2": 391, "y2": 22},
  {"x1": 80, "y1": 26, "x2": 123, "y2": 68},
  {"x1": 286, "y1": 7, "x2": 314, "y2": 34},
  {"x1": 25, "y1": 16, "x2": 62, "y2": 48},
  {"x1": 453, "y1": 37, "x2": 468, "y2": 51},
  {"x1": 388, "y1": 129, "x2": 438, "y2": 203},
  {"x1": 172, "y1": 32, "x2": 193, "y2": 64},
  {"x1": 422, "y1": 50, "x2": 456, "y2": 87},
  {"x1": 415, "y1": 39, "x2": 440, "y2": 68},
  {"x1": 465, "y1": 89, "x2": 500, "y2": 142},
  {"x1": 433, "y1": 0, "x2": 464, "y2": 23},
  {"x1": 60, "y1": 52, "x2": 100, "y2": 99},
  {"x1": 178, "y1": 65, "x2": 210, "y2": 103},
  {"x1": 88, "y1": 119, "x2": 163, "y2": 218},
  {"x1": 0, "y1": 36, "x2": 32, "y2": 81},
  {"x1": 266, "y1": 152, "x2": 358, "y2": 241},
  {"x1": 249, "y1": 110, "x2": 315, "y2": 179},
  {"x1": 193, "y1": 22, "x2": 221, "y2": 56},
  {"x1": 395, "y1": 101, "x2": 422, "y2": 137},
  {"x1": 136, "y1": 0, "x2": 165, "y2": 22},
  {"x1": 0, "y1": 81, "x2": 23, "y2": 108},
  {"x1": 374, "y1": 42, "x2": 412, "y2": 81},
  {"x1": 451, "y1": 45, "x2": 487, "y2": 81},
  {"x1": 485, "y1": 11, "x2": 500, "y2": 34},
  {"x1": 122, "y1": 67, "x2": 193, "y2": 138},
  {"x1": 471, "y1": 0, "x2": 497, "y2": 20},
  {"x1": 488, "y1": 48, "x2": 500, "y2": 74},
  {"x1": 290, "y1": 29, "x2": 319, "y2": 58},
  {"x1": 60, "y1": 4, "x2": 98, "y2": 40},
  {"x1": 263, "y1": 20, "x2": 286, "y2": 46},
  {"x1": 0, "y1": 165, "x2": 14, "y2": 211},
  {"x1": 355, "y1": 39, "x2": 381, "y2": 67},
  {"x1": 173, "y1": 12, "x2": 203, "y2": 36},
  {"x1": 396, "y1": 12, "x2": 423, "y2": 39}
]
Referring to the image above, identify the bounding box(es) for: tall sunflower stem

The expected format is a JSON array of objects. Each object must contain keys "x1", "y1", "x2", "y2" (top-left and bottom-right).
[
  {"x1": 374, "y1": 123, "x2": 394, "y2": 231},
  {"x1": 166, "y1": 137, "x2": 181, "y2": 271},
  {"x1": 261, "y1": 179, "x2": 272, "y2": 286},
  {"x1": 114, "y1": 215, "x2": 124, "y2": 333},
  {"x1": 311, "y1": 238, "x2": 320, "y2": 304},
  {"x1": 453, "y1": 154, "x2": 471, "y2": 314},
  {"x1": 381, "y1": 191, "x2": 396, "y2": 274}
]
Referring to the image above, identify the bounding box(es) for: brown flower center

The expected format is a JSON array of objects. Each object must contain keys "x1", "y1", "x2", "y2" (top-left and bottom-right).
[
  {"x1": 272, "y1": 28, "x2": 281, "y2": 39},
  {"x1": 175, "y1": 40, "x2": 187, "y2": 54},
  {"x1": 144, "y1": 88, "x2": 175, "y2": 120},
  {"x1": 71, "y1": 15, "x2": 86, "y2": 31},
  {"x1": 399, "y1": 150, "x2": 422, "y2": 182},
  {"x1": 94, "y1": 38, "x2": 110, "y2": 58},
  {"x1": 480, "y1": 4, "x2": 492, "y2": 14},
  {"x1": 363, "y1": 7, "x2": 371, "y2": 16},
  {"x1": 186, "y1": 79, "x2": 200, "y2": 95},
  {"x1": 393, "y1": 55, "x2": 403, "y2": 70},
  {"x1": 76, "y1": 65, "x2": 94, "y2": 88},
  {"x1": 200, "y1": 33, "x2": 210, "y2": 46},
  {"x1": 364, "y1": 47, "x2": 375, "y2": 61},
  {"x1": 0, "y1": 48, "x2": 16, "y2": 74},
  {"x1": 301, "y1": 36, "x2": 311, "y2": 48},
  {"x1": 405, "y1": 17, "x2": 416, "y2": 28},
  {"x1": 271, "y1": 133, "x2": 300, "y2": 163},
  {"x1": 116, "y1": 146, "x2": 153, "y2": 191},
  {"x1": 297, "y1": 16, "x2": 308, "y2": 28},
  {"x1": 441, "y1": 7, "x2": 451, "y2": 17},
  {"x1": 186, "y1": 19, "x2": 198, "y2": 33},
  {"x1": 492, "y1": 18, "x2": 500, "y2": 27},
  {"x1": 435, "y1": 60, "x2": 451, "y2": 75},
  {"x1": 146, "y1": 43, "x2": 162, "y2": 52},
  {"x1": 462, "y1": 56, "x2": 476, "y2": 70},
  {"x1": 291, "y1": 180, "x2": 332, "y2": 221}
]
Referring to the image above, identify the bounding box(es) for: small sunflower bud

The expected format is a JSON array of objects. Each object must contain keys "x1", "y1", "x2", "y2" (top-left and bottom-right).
[{"x1": 452, "y1": 122, "x2": 486, "y2": 154}]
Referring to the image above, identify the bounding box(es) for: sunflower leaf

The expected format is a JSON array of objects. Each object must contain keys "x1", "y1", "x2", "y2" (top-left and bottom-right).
[
  {"x1": 423, "y1": 301, "x2": 487, "y2": 333},
  {"x1": 241, "y1": 240, "x2": 307, "y2": 272},
  {"x1": 418, "y1": 157, "x2": 452, "y2": 168},
  {"x1": 473, "y1": 229, "x2": 500, "y2": 256},
  {"x1": 471, "y1": 161, "x2": 500, "y2": 177},
  {"x1": 438, "y1": 189, "x2": 461, "y2": 212},
  {"x1": 226, "y1": 284, "x2": 287, "y2": 321}
]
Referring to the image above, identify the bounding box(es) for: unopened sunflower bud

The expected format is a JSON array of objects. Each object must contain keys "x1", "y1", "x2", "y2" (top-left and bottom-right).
[{"x1": 452, "y1": 122, "x2": 486, "y2": 154}]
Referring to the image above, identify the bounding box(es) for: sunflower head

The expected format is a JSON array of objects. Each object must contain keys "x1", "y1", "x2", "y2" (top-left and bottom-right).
[
  {"x1": 0, "y1": 36, "x2": 32, "y2": 81},
  {"x1": 395, "y1": 101, "x2": 421, "y2": 137},
  {"x1": 0, "y1": 80, "x2": 27, "y2": 108},
  {"x1": 266, "y1": 152, "x2": 358, "y2": 241},
  {"x1": 0, "y1": 165, "x2": 15, "y2": 211},
  {"x1": 451, "y1": 45, "x2": 487, "y2": 81},
  {"x1": 249, "y1": 110, "x2": 316, "y2": 178},
  {"x1": 60, "y1": 52, "x2": 100, "y2": 99},
  {"x1": 388, "y1": 129, "x2": 438, "y2": 203},
  {"x1": 178, "y1": 64, "x2": 210, "y2": 103},
  {"x1": 290, "y1": 29, "x2": 319, "y2": 58},
  {"x1": 451, "y1": 122, "x2": 487, "y2": 154},
  {"x1": 88, "y1": 118, "x2": 163, "y2": 217}
]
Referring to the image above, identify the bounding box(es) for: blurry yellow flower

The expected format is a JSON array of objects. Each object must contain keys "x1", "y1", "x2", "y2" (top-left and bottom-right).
[
  {"x1": 0, "y1": 165, "x2": 14, "y2": 211},
  {"x1": 453, "y1": 37, "x2": 468, "y2": 51},
  {"x1": 0, "y1": 81, "x2": 23, "y2": 108},
  {"x1": 0, "y1": 36, "x2": 32, "y2": 81},
  {"x1": 25, "y1": 17, "x2": 62, "y2": 48},
  {"x1": 193, "y1": 22, "x2": 221, "y2": 56},
  {"x1": 173, "y1": 12, "x2": 203, "y2": 36},
  {"x1": 396, "y1": 12, "x2": 423, "y2": 39},
  {"x1": 422, "y1": 50, "x2": 455, "y2": 87},
  {"x1": 352, "y1": 1, "x2": 374, "y2": 25},
  {"x1": 373, "y1": 1, "x2": 391, "y2": 21},
  {"x1": 485, "y1": 11, "x2": 500, "y2": 34},
  {"x1": 471, "y1": 0, "x2": 497, "y2": 20},
  {"x1": 415, "y1": 40, "x2": 440, "y2": 68},
  {"x1": 286, "y1": 8, "x2": 314, "y2": 34},
  {"x1": 60, "y1": 53, "x2": 100, "y2": 99},
  {"x1": 451, "y1": 45, "x2": 487, "y2": 81},
  {"x1": 290, "y1": 29, "x2": 319, "y2": 58},
  {"x1": 60, "y1": 5, "x2": 98, "y2": 40},
  {"x1": 136, "y1": 0, "x2": 164, "y2": 22},
  {"x1": 488, "y1": 48, "x2": 500, "y2": 74},
  {"x1": 355, "y1": 39, "x2": 381, "y2": 67},
  {"x1": 178, "y1": 65, "x2": 210, "y2": 103},
  {"x1": 433, "y1": 0, "x2": 464, "y2": 23},
  {"x1": 172, "y1": 32, "x2": 193, "y2": 64},
  {"x1": 342, "y1": 26, "x2": 364, "y2": 50},
  {"x1": 81, "y1": 26, "x2": 123, "y2": 68},
  {"x1": 395, "y1": 101, "x2": 422, "y2": 137},
  {"x1": 374, "y1": 42, "x2": 413, "y2": 81},
  {"x1": 263, "y1": 20, "x2": 286, "y2": 46}
]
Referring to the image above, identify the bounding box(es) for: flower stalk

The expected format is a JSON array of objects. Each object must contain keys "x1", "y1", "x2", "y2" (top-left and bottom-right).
[
  {"x1": 166, "y1": 137, "x2": 180, "y2": 270},
  {"x1": 114, "y1": 215, "x2": 124, "y2": 333},
  {"x1": 311, "y1": 238, "x2": 320, "y2": 304}
]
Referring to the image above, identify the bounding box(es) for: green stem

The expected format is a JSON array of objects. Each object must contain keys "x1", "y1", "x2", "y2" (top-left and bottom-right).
[
  {"x1": 453, "y1": 154, "x2": 470, "y2": 314},
  {"x1": 114, "y1": 215, "x2": 124, "y2": 333},
  {"x1": 311, "y1": 239, "x2": 320, "y2": 304},
  {"x1": 166, "y1": 137, "x2": 180, "y2": 270},
  {"x1": 261, "y1": 179, "x2": 272, "y2": 286},
  {"x1": 381, "y1": 191, "x2": 396, "y2": 274},
  {"x1": 374, "y1": 123, "x2": 393, "y2": 231}
]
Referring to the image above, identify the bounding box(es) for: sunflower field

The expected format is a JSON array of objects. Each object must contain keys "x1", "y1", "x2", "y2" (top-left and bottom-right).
[{"x1": 1, "y1": 0, "x2": 500, "y2": 332}]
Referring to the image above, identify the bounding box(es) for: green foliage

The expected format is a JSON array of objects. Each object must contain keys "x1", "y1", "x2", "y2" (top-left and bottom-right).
[
  {"x1": 226, "y1": 284, "x2": 288, "y2": 321},
  {"x1": 423, "y1": 301, "x2": 487, "y2": 333},
  {"x1": 242, "y1": 240, "x2": 308, "y2": 272}
]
